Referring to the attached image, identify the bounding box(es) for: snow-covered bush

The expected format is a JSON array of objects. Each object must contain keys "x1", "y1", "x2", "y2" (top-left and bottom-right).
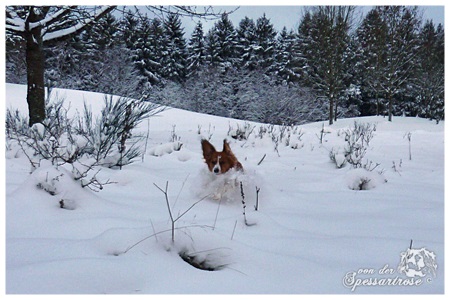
[
  {"x1": 6, "y1": 98, "x2": 87, "y2": 168},
  {"x1": 228, "y1": 122, "x2": 255, "y2": 141},
  {"x1": 329, "y1": 148, "x2": 347, "y2": 169},
  {"x1": 6, "y1": 94, "x2": 164, "y2": 189},
  {"x1": 343, "y1": 121, "x2": 377, "y2": 169},
  {"x1": 77, "y1": 95, "x2": 164, "y2": 169}
]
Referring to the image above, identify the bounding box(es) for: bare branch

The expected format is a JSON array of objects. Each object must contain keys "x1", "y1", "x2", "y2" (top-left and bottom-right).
[
  {"x1": 42, "y1": 6, "x2": 116, "y2": 42},
  {"x1": 145, "y1": 5, "x2": 239, "y2": 20}
]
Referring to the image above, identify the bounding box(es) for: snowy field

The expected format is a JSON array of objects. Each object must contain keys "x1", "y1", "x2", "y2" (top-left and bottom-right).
[{"x1": 5, "y1": 83, "x2": 445, "y2": 294}]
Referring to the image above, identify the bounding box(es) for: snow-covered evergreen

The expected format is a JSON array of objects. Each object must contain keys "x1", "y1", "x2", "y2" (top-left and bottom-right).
[
  {"x1": 186, "y1": 21, "x2": 207, "y2": 76},
  {"x1": 236, "y1": 16, "x2": 258, "y2": 70},
  {"x1": 254, "y1": 13, "x2": 277, "y2": 71},
  {"x1": 162, "y1": 13, "x2": 188, "y2": 83},
  {"x1": 206, "y1": 13, "x2": 238, "y2": 72}
]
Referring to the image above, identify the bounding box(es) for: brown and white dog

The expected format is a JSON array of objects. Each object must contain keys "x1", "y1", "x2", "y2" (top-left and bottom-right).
[{"x1": 201, "y1": 139, "x2": 243, "y2": 174}]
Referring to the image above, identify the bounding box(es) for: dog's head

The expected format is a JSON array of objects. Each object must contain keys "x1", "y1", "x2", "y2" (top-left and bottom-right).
[
  {"x1": 398, "y1": 247, "x2": 437, "y2": 278},
  {"x1": 201, "y1": 139, "x2": 243, "y2": 174}
]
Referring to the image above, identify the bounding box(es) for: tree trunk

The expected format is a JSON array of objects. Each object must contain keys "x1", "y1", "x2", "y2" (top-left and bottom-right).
[
  {"x1": 25, "y1": 17, "x2": 45, "y2": 126},
  {"x1": 388, "y1": 90, "x2": 393, "y2": 122},
  {"x1": 329, "y1": 95, "x2": 334, "y2": 125},
  {"x1": 375, "y1": 91, "x2": 379, "y2": 116},
  {"x1": 334, "y1": 95, "x2": 338, "y2": 122}
]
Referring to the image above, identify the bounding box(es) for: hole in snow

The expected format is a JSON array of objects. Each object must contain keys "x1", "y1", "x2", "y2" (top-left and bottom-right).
[{"x1": 179, "y1": 250, "x2": 226, "y2": 272}]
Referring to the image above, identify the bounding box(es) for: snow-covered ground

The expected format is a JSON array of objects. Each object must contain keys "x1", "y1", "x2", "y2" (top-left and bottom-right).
[{"x1": 5, "y1": 83, "x2": 444, "y2": 294}]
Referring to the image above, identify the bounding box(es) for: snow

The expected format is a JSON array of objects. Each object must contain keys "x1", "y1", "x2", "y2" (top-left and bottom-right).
[
  {"x1": 4, "y1": 83, "x2": 445, "y2": 294},
  {"x1": 148, "y1": 141, "x2": 183, "y2": 157}
]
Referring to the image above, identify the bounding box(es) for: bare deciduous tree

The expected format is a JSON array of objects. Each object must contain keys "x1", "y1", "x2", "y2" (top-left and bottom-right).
[{"x1": 6, "y1": 6, "x2": 116, "y2": 126}]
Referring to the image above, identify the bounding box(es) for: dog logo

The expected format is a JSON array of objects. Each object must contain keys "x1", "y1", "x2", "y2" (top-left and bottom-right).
[{"x1": 397, "y1": 247, "x2": 437, "y2": 278}]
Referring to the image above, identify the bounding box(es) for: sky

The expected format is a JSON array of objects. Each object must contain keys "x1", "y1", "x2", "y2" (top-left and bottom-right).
[{"x1": 177, "y1": 5, "x2": 445, "y2": 36}]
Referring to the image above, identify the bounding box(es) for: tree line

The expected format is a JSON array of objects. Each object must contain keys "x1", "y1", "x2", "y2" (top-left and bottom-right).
[{"x1": 6, "y1": 6, "x2": 444, "y2": 125}]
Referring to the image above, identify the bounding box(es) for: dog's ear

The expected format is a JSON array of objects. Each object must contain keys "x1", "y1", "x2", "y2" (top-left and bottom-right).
[
  {"x1": 223, "y1": 139, "x2": 232, "y2": 154},
  {"x1": 201, "y1": 139, "x2": 216, "y2": 159}
]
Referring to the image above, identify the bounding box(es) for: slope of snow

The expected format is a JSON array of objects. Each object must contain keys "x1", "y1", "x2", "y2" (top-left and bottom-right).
[{"x1": 5, "y1": 84, "x2": 445, "y2": 294}]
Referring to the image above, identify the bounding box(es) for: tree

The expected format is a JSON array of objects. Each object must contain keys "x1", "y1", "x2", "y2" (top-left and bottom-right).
[
  {"x1": 376, "y1": 6, "x2": 422, "y2": 121},
  {"x1": 6, "y1": 6, "x2": 116, "y2": 126},
  {"x1": 236, "y1": 17, "x2": 258, "y2": 70},
  {"x1": 130, "y1": 16, "x2": 165, "y2": 88},
  {"x1": 206, "y1": 13, "x2": 238, "y2": 72},
  {"x1": 187, "y1": 21, "x2": 206, "y2": 76},
  {"x1": 70, "y1": 12, "x2": 122, "y2": 93},
  {"x1": 254, "y1": 14, "x2": 277, "y2": 71},
  {"x1": 5, "y1": 31, "x2": 27, "y2": 84},
  {"x1": 300, "y1": 6, "x2": 356, "y2": 125},
  {"x1": 356, "y1": 8, "x2": 388, "y2": 116},
  {"x1": 415, "y1": 20, "x2": 444, "y2": 121},
  {"x1": 120, "y1": 10, "x2": 140, "y2": 49},
  {"x1": 273, "y1": 27, "x2": 299, "y2": 83},
  {"x1": 162, "y1": 13, "x2": 188, "y2": 83}
]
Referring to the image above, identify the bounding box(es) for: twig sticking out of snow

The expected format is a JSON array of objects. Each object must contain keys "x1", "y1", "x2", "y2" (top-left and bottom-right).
[
  {"x1": 240, "y1": 181, "x2": 256, "y2": 226},
  {"x1": 404, "y1": 132, "x2": 412, "y2": 160},
  {"x1": 240, "y1": 182, "x2": 248, "y2": 225},
  {"x1": 257, "y1": 154, "x2": 266, "y2": 166},
  {"x1": 254, "y1": 186, "x2": 261, "y2": 211},
  {"x1": 154, "y1": 181, "x2": 207, "y2": 243},
  {"x1": 231, "y1": 220, "x2": 238, "y2": 240}
]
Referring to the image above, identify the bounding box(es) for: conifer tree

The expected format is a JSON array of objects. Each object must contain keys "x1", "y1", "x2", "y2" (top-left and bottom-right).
[
  {"x1": 120, "y1": 11, "x2": 140, "y2": 49},
  {"x1": 254, "y1": 13, "x2": 277, "y2": 71},
  {"x1": 355, "y1": 8, "x2": 388, "y2": 115},
  {"x1": 376, "y1": 6, "x2": 421, "y2": 121},
  {"x1": 274, "y1": 27, "x2": 298, "y2": 83},
  {"x1": 415, "y1": 20, "x2": 444, "y2": 121},
  {"x1": 162, "y1": 13, "x2": 188, "y2": 83},
  {"x1": 236, "y1": 17, "x2": 258, "y2": 70},
  {"x1": 187, "y1": 21, "x2": 206, "y2": 76},
  {"x1": 132, "y1": 16, "x2": 165, "y2": 87},
  {"x1": 300, "y1": 6, "x2": 356, "y2": 125},
  {"x1": 207, "y1": 13, "x2": 238, "y2": 72}
]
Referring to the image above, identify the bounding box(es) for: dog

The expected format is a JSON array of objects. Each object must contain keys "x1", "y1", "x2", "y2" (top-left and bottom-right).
[{"x1": 201, "y1": 139, "x2": 243, "y2": 174}]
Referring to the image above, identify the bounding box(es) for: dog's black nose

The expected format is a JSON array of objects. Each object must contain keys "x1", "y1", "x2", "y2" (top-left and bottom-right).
[{"x1": 214, "y1": 168, "x2": 220, "y2": 174}]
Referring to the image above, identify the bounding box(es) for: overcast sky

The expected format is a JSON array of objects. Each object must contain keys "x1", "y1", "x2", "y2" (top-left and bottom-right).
[{"x1": 178, "y1": 5, "x2": 444, "y2": 36}]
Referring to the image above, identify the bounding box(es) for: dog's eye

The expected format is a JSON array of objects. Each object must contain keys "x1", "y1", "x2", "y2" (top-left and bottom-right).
[
  {"x1": 212, "y1": 160, "x2": 217, "y2": 165},
  {"x1": 219, "y1": 161, "x2": 224, "y2": 165}
]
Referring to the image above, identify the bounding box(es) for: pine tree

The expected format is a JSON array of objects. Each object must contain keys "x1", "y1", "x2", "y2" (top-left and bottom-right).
[
  {"x1": 254, "y1": 13, "x2": 277, "y2": 71},
  {"x1": 120, "y1": 11, "x2": 140, "y2": 49},
  {"x1": 291, "y1": 11, "x2": 312, "y2": 84},
  {"x1": 162, "y1": 13, "x2": 188, "y2": 83},
  {"x1": 376, "y1": 6, "x2": 421, "y2": 121},
  {"x1": 300, "y1": 6, "x2": 356, "y2": 125},
  {"x1": 415, "y1": 20, "x2": 444, "y2": 121},
  {"x1": 206, "y1": 13, "x2": 238, "y2": 72},
  {"x1": 187, "y1": 21, "x2": 206, "y2": 76},
  {"x1": 205, "y1": 28, "x2": 219, "y2": 65},
  {"x1": 274, "y1": 27, "x2": 299, "y2": 83},
  {"x1": 132, "y1": 16, "x2": 165, "y2": 87},
  {"x1": 355, "y1": 8, "x2": 388, "y2": 116},
  {"x1": 73, "y1": 12, "x2": 120, "y2": 92},
  {"x1": 236, "y1": 17, "x2": 258, "y2": 70},
  {"x1": 5, "y1": 33, "x2": 27, "y2": 84}
]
